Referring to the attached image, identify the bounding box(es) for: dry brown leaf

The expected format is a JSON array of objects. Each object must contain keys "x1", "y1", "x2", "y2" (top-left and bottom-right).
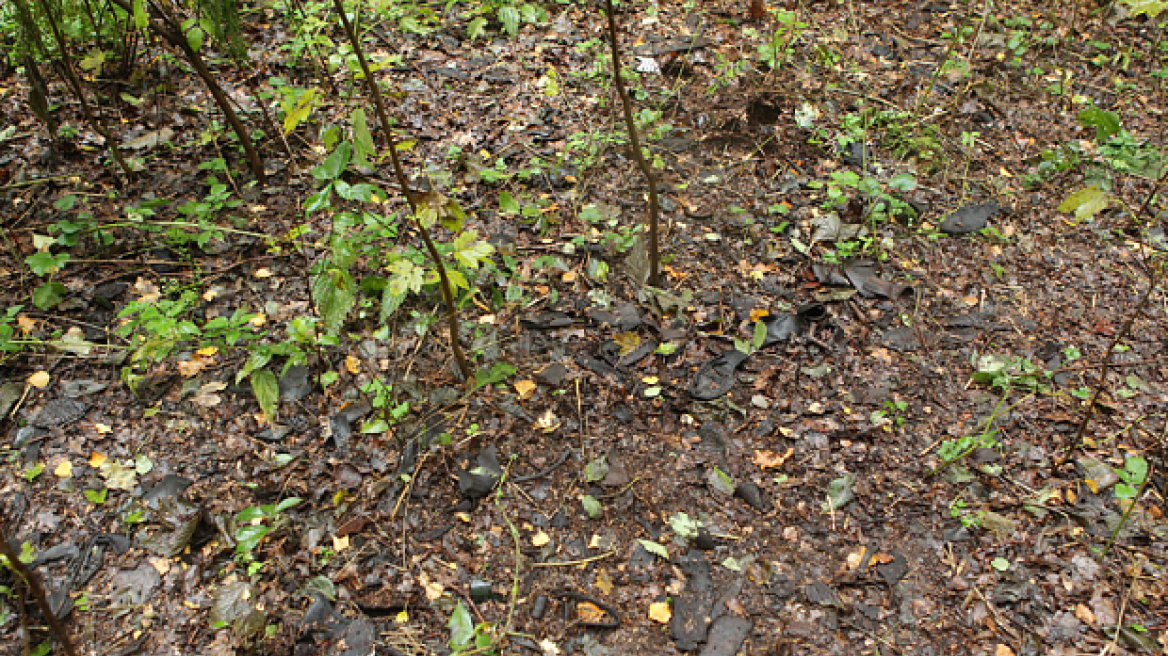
[
  {"x1": 515, "y1": 379, "x2": 537, "y2": 400},
  {"x1": 648, "y1": 601, "x2": 672, "y2": 624},
  {"x1": 576, "y1": 601, "x2": 605, "y2": 623},
  {"x1": 753, "y1": 448, "x2": 793, "y2": 470},
  {"x1": 595, "y1": 568, "x2": 613, "y2": 595}
]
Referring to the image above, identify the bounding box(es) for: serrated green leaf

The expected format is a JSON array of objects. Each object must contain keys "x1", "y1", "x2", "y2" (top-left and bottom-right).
[
  {"x1": 388, "y1": 259, "x2": 426, "y2": 297},
  {"x1": 1057, "y1": 185, "x2": 1109, "y2": 224}
]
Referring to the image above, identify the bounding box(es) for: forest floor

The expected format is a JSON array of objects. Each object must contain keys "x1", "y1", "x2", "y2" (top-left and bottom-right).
[{"x1": 2, "y1": 0, "x2": 1168, "y2": 655}]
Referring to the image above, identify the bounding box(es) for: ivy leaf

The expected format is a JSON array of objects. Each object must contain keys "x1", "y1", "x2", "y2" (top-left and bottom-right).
[{"x1": 499, "y1": 191, "x2": 520, "y2": 214}]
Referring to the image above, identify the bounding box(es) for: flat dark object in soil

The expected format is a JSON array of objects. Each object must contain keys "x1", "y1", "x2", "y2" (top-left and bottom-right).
[
  {"x1": 699, "y1": 615, "x2": 754, "y2": 656},
  {"x1": 940, "y1": 201, "x2": 999, "y2": 235}
]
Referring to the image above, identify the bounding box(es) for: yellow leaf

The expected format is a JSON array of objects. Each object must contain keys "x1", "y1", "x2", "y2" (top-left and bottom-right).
[
  {"x1": 396, "y1": 610, "x2": 409, "y2": 624},
  {"x1": 562, "y1": 271, "x2": 577, "y2": 283},
  {"x1": 531, "y1": 530, "x2": 550, "y2": 547},
  {"x1": 17, "y1": 315, "x2": 37, "y2": 333},
  {"x1": 576, "y1": 601, "x2": 605, "y2": 623},
  {"x1": 648, "y1": 601, "x2": 672, "y2": 623},
  {"x1": 1084, "y1": 480, "x2": 1098, "y2": 494},
  {"x1": 515, "y1": 379, "x2": 537, "y2": 400},
  {"x1": 753, "y1": 448, "x2": 793, "y2": 470},
  {"x1": 749, "y1": 308, "x2": 770, "y2": 323},
  {"x1": 94, "y1": 423, "x2": 112, "y2": 434},
  {"x1": 345, "y1": 355, "x2": 361, "y2": 374},
  {"x1": 641, "y1": 376, "x2": 659, "y2": 385},
  {"x1": 332, "y1": 535, "x2": 350, "y2": 552},
  {"x1": 27, "y1": 370, "x2": 50, "y2": 388},
  {"x1": 89, "y1": 452, "x2": 108, "y2": 467},
  {"x1": 196, "y1": 346, "x2": 218, "y2": 357},
  {"x1": 613, "y1": 331, "x2": 641, "y2": 356},
  {"x1": 254, "y1": 268, "x2": 273, "y2": 278},
  {"x1": 595, "y1": 568, "x2": 613, "y2": 595},
  {"x1": 249, "y1": 314, "x2": 267, "y2": 327},
  {"x1": 54, "y1": 460, "x2": 73, "y2": 477}
]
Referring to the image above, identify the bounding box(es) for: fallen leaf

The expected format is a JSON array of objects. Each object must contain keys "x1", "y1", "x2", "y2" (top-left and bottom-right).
[
  {"x1": 17, "y1": 315, "x2": 37, "y2": 333},
  {"x1": 345, "y1": 356, "x2": 361, "y2": 374},
  {"x1": 192, "y1": 381, "x2": 227, "y2": 407},
  {"x1": 576, "y1": 601, "x2": 605, "y2": 623},
  {"x1": 254, "y1": 268, "x2": 273, "y2": 278},
  {"x1": 332, "y1": 535, "x2": 350, "y2": 552},
  {"x1": 648, "y1": 601, "x2": 672, "y2": 623},
  {"x1": 197, "y1": 346, "x2": 218, "y2": 357},
  {"x1": 27, "y1": 371, "x2": 50, "y2": 388},
  {"x1": 995, "y1": 645, "x2": 1015, "y2": 656},
  {"x1": 749, "y1": 308, "x2": 770, "y2": 322},
  {"x1": 54, "y1": 460, "x2": 73, "y2": 477},
  {"x1": 249, "y1": 314, "x2": 266, "y2": 327},
  {"x1": 869, "y1": 552, "x2": 895, "y2": 566},
  {"x1": 753, "y1": 448, "x2": 793, "y2": 470},
  {"x1": 94, "y1": 423, "x2": 112, "y2": 434},
  {"x1": 1075, "y1": 603, "x2": 1095, "y2": 624},
  {"x1": 614, "y1": 331, "x2": 641, "y2": 356},
  {"x1": 531, "y1": 530, "x2": 550, "y2": 547},
  {"x1": 539, "y1": 638, "x2": 560, "y2": 655},
  {"x1": 89, "y1": 452, "x2": 107, "y2": 467},
  {"x1": 595, "y1": 568, "x2": 613, "y2": 595},
  {"x1": 515, "y1": 379, "x2": 537, "y2": 400}
]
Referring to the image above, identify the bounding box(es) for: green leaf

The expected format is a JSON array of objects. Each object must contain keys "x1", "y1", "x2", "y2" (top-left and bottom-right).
[
  {"x1": 449, "y1": 601, "x2": 474, "y2": 649},
  {"x1": 669, "y1": 512, "x2": 700, "y2": 540},
  {"x1": 1057, "y1": 185, "x2": 1109, "y2": 224},
  {"x1": 84, "y1": 488, "x2": 108, "y2": 504},
  {"x1": 452, "y1": 230, "x2": 495, "y2": 269},
  {"x1": 32, "y1": 281, "x2": 67, "y2": 310},
  {"x1": 351, "y1": 108, "x2": 374, "y2": 166},
  {"x1": 498, "y1": 6, "x2": 520, "y2": 35},
  {"x1": 312, "y1": 269, "x2": 357, "y2": 334},
  {"x1": 638, "y1": 539, "x2": 669, "y2": 560},
  {"x1": 822, "y1": 474, "x2": 856, "y2": 512},
  {"x1": 1124, "y1": 456, "x2": 1149, "y2": 483},
  {"x1": 467, "y1": 16, "x2": 488, "y2": 40},
  {"x1": 380, "y1": 285, "x2": 407, "y2": 323},
  {"x1": 186, "y1": 26, "x2": 205, "y2": 52},
  {"x1": 132, "y1": 0, "x2": 148, "y2": 29},
  {"x1": 499, "y1": 191, "x2": 520, "y2": 215},
  {"x1": 361, "y1": 418, "x2": 389, "y2": 434},
  {"x1": 316, "y1": 141, "x2": 352, "y2": 181},
  {"x1": 474, "y1": 361, "x2": 516, "y2": 389},
  {"x1": 1078, "y1": 107, "x2": 1121, "y2": 142},
  {"x1": 388, "y1": 259, "x2": 426, "y2": 297},
  {"x1": 25, "y1": 251, "x2": 69, "y2": 276},
  {"x1": 708, "y1": 467, "x2": 735, "y2": 496},
  {"x1": 585, "y1": 457, "x2": 609, "y2": 483},
  {"x1": 1122, "y1": 0, "x2": 1168, "y2": 18},
  {"x1": 581, "y1": 494, "x2": 602, "y2": 518},
  {"x1": 990, "y1": 557, "x2": 1010, "y2": 571},
  {"x1": 889, "y1": 172, "x2": 918, "y2": 191},
  {"x1": 251, "y1": 369, "x2": 279, "y2": 421},
  {"x1": 752, "y1": 320, "x2": 768, "y2": 350},
  {"x1": 284, "y1": 88, "x2": 317, "y2": 136}
]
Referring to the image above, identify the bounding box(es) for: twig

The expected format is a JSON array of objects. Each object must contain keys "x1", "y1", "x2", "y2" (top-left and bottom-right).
[{"x1": 0, "y1": 515, "x2": 78, "y2": 656}]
